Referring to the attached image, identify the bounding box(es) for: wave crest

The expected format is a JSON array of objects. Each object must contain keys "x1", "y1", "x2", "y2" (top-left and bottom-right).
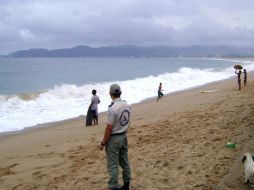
[{"x1": 0, "y1": 62, "x2": 253, "y2": 133}]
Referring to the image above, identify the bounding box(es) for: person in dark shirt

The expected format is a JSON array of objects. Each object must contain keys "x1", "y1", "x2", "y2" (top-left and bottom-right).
[
  {"x1": 243, "y1": 69, "x2": 247, "y2": 86},
  {"x1": 235, "y1": 69, "x2": 242, "y2": 91},
  {"x1": 157, "y1": 83, "x2": 164, "y2": 101}
]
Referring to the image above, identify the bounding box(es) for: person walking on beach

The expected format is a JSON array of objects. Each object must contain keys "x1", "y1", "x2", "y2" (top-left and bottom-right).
[
  {"x1": 99, "y1": 84, "x2": 131, "y2": 190},
  {"x1": 90, "y1": 89, "x2": 100, "y2": 125},
  {"x1": 243, "y1": 69, "x2": 247, "y2": 86},
  {"x1": 157, "y1": 82, "x2": 164, "y2": 101},
  {"x1": 235, "y1": 69, "x2": 242, "y2": 91}
]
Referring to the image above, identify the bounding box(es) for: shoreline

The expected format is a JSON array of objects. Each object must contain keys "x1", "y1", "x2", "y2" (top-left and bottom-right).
[
  {"x1": 0, "y1": 71, "x2": 251, "y2": 138},
  {"x1": 1, "y1": 57, "x2": 254, "y2": 136},
  {"x1": 0, "y1": 70, "x2": 254, "y2": 189}
]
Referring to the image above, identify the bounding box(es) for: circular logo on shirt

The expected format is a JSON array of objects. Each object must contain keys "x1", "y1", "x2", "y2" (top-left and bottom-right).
[{"x1": 120, "y1": 110, "x2": 130, "y2": 126}]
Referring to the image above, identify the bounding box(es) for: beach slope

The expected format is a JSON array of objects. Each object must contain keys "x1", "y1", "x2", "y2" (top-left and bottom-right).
[{"x1": 0, "y1": 73, "x2": 254, "y2": 190}]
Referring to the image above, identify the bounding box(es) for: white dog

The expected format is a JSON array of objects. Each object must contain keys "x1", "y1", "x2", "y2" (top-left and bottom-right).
[{"x1": 242, "y1": 152, "x2": 254, "y2": 184}]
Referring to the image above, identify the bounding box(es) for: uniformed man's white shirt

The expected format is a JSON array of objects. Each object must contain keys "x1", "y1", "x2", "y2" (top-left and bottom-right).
[{"x1": 107, "y1": 98, "x2": 131, "y2": 134}]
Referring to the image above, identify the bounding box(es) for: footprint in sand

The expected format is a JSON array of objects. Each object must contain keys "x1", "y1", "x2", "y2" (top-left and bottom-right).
[
  {"x1": 0, "y1": 163, "x2": 19, "y2": 177},
  {"x1": 35, "y1": 151, "x2": 54, "y2": 158},
  {"x1": 12, "y1": 183, "x2": 24, "y2": 190},
  {"x1": 32, "y1": 171, "x2": 48, "y2": 179},
  {"x1": 26, "y1": 155, "x2": 34, "y2": 158},
  {"x1": 57, "y1": 153, "x2": 65, "y2": 157}
]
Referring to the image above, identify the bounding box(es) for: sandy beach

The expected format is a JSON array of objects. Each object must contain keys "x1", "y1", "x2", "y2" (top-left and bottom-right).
[{"x1": 0, "y1": 71, "x2": 254, "y2": 190}]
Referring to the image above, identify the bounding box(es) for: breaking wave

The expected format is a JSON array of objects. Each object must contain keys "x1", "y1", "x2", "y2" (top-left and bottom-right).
[{"x1": 1, "y1": 60, "x2": 254, "y2": 133}]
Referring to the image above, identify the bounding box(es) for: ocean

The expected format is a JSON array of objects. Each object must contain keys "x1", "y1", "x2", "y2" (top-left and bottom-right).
[{"x1": 0, "y1": 57, "x2": 254, "y2": 133}]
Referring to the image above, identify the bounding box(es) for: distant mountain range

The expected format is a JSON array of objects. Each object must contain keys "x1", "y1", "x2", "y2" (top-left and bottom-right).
[{"x1": 6, "y1": 45, "x2": 254, "y2": 57}]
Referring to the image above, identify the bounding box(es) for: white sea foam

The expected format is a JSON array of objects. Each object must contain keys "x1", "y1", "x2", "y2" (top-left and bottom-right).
[{"x1": 0, "y1": 61, "x2": 254, "y2": 133}]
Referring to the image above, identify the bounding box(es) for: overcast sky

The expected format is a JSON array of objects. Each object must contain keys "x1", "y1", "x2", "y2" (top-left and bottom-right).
[{"x1": 1, "y1": 0, "x2": 254, "y2": 54}]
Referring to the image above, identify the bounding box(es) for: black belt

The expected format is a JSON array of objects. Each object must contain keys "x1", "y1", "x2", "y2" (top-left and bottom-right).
[{"x1": 111, "y1": 132, "x2": 126, "y2": 136}]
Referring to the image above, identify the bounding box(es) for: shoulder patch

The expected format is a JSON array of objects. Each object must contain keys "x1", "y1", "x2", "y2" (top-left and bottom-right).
[
  {"x1": 108, "y1": 111, "x2": 112, "y2": 117},
  {"x1": 120, "y1": 109, "x2": 130, "y2": 126},
  {"x1": 108, "y1": 102, "x2": 114, "y2": 107}
]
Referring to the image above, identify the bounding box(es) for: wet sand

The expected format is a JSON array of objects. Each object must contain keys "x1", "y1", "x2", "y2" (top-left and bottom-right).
[{"x1": 0, "y1": 72, "x2": 254, "y2": 190}]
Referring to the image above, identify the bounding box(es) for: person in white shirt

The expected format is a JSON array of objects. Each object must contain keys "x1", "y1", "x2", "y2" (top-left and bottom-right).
[
  {"x1": 90, "y1": 89, "x2": 100, "y2": 125},
  {"x1": 99, "y1": 84, "x2": 131, "y2": 190}
]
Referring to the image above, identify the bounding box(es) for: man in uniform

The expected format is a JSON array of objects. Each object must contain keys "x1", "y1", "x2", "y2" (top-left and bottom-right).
[{"x1": 99, "y1": 84, "x2": 131, "y2": 190}]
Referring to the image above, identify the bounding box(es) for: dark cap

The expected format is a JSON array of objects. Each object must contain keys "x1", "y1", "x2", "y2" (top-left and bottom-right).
[{"x1": 110, "y1": 84, "x2": 122, "y2": 94}]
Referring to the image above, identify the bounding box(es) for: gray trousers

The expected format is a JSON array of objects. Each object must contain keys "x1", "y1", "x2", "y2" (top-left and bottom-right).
[{"x1": 105, "y1": 134, "x2": 131, "y2": 189}]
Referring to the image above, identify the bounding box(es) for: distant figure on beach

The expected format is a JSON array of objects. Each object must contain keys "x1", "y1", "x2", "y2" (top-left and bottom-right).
[
  {"x1": 90, "y1": 89, "x2": 100, "y2": 125},
  {"x1": 157, "y1": 82, "x2": 164, "y2": 101},
  {"x1": 99, "y1": 84, "x2": 131, "y2": 190},
  {"x1": 243, "y1": 69, "x2": 247, "y2": 86},
  {"x1": 235, "y1": 69, "x2": 242, "y2": 91}
]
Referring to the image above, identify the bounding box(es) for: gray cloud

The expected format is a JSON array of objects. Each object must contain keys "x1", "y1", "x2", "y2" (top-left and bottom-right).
[{"x1": 0, "y1": 0, "x2": 254, "y2": 54}]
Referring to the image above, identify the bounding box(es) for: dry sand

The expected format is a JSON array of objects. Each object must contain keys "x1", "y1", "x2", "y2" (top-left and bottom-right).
[{"x1": 0, "y1": 72, "x2": 254, "y2": 190}]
